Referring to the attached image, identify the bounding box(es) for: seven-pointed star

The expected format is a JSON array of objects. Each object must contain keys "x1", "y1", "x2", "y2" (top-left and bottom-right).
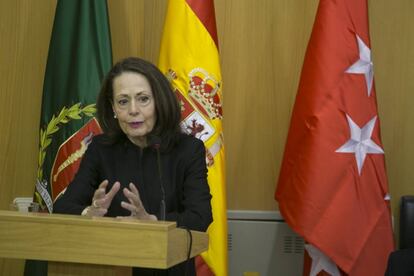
[
  {"x1": 336, "y1": 114, "x2": 384, "y2": 175},
  {"x1": 305, "y1": 244, "x2": 340, "y2": 276},
  {"x1": 345, "y1": 35, "x2": 373, "y2": 96}
]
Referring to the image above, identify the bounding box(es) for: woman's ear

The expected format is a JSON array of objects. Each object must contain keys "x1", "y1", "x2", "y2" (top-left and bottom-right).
[{"x1": 111, "y1": 103, "x2": 117, "y2": 119}]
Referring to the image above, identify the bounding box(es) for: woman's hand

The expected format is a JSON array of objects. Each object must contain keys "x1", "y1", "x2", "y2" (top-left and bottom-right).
[
  {"x1": 84, "y1": 180, "x2": 120, "y2": 217},
  {"x1": 119, "y1": 183, "x2": 157, "y2": 221}
]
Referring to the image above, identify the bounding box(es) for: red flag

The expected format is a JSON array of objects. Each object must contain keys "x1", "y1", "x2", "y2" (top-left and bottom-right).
[{"x1": 275, "y1": 0, "x2": 394, "y2": 275}]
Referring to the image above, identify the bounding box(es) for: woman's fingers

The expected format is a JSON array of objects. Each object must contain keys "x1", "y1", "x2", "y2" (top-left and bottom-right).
[
  {"x1": 92, "y1": 180, "x2": 109, "y2": 204},
  {"x1": 98, "y1": 179, "x2": 109, "y2": 189},
  {"x1": 121, "y1": 183, "x2": 147, "y2": 217},
  {"x1": 116, "y1": 215, "x2": 157, "y2": 221},
  {"x1": 108, "y1": 181, "x2": 121, "y2": 198},
  {"x1": 123, "y1": 183, "x2": 141, "y2": 207},
  {"x1": 87, "y1": 207, "x2": 108, "y2": 217},
  {"x1": 128, "y1": 183, "x2": 139, "y2": 194},
  {"x1": 87, "y1": 180, "x2": 122, "y2": 217},
  {"x1": 89, "y1": 181, "x2": 155, "y2": 221},
  {"x1": 93, "y1": 187, "x2": 105, "y2": 199},
  {"x1": 92, "y1": 180, "x2": 120, "y2": 210},
  {"x1": 120, "y1": 201, "x2": 135, "y2": 213},
  {"x1": 105, "y1": 181, "x2": 121, "y2": 205}
]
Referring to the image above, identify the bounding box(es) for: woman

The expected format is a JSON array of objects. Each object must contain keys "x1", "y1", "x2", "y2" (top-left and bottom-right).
[{"x1": 54, "y1": 57, "x2": 212, "y2": 275}]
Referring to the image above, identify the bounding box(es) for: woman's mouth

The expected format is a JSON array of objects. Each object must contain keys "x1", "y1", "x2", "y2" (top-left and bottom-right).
[{"x1": 129, "y1": 122, "x2": 143, "y2": 129}]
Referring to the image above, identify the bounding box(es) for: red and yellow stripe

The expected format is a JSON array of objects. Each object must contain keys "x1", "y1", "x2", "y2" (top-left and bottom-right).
[{"x1": 159, "y1": 0, "x2": 227, "y2": 275}]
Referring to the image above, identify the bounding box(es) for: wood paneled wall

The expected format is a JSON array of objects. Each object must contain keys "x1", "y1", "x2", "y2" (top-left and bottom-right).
[
  {"x1": 0, "y1": 1, "x2": 56, "y2": 274},
  {"x1": 1, "y1": 0, "x2": 414, "y2": 274}
]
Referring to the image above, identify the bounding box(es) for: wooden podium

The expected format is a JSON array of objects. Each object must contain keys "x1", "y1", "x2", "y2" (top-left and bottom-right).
[{"x1": 0, "y1": 210, "x2": 208, "y2": 275}]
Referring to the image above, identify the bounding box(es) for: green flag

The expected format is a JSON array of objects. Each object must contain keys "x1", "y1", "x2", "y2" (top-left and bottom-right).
[
  {"x1": 34, "y1": 0, "x2": 112, "y2": 214},
  {"x1": 27, "y1": 1, "x2": 112, "y2": 274},
  {"x1": 26, "y1": 1, "x2": 112, "y2": 274}
]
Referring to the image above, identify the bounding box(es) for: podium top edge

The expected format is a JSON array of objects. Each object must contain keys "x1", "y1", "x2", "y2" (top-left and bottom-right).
[{"x1": 0, "y1": 210, "x2": 177, "y2": 230}]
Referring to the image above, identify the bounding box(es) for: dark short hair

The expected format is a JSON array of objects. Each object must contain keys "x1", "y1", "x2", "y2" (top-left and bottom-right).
[{"x1": 96, "y1": 57, "x2": 182, "y2": 149}]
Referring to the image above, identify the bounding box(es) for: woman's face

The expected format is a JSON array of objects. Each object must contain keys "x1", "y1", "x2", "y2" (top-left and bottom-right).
[{"x1": 112, "y1": 72, "x2": 156, "y2": 147}]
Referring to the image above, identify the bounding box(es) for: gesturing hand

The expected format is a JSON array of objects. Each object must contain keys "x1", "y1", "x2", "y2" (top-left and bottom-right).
[
  {"x1": 119, "y1": 183, "x2": 157, "y2": 221},
  {"x1": 86, "y1": 180, "x2": 120, "y2": 217}
]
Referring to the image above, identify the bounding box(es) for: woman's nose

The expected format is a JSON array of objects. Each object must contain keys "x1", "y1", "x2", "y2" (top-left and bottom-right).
[{"x1": 128, "y1": 101, "x2": 140, "y2": 115}]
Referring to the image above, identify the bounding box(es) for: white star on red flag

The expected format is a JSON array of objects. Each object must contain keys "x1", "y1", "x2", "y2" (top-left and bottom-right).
[
  {"x1": 336, "y1": 114, "x2": 384, "y2": 174},
  {"x1": 345, "y1": 35, "x2": 374, "y2": 96},
  {"x1": 305, "y1": 244, "x2": 340, "y2": 276}
]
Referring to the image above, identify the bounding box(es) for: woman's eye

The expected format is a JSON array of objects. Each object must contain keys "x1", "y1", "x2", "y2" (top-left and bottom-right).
[
  {"x1": 138, "y1": 96, "x2": 150, "y2": 104},
  {"x1": 118, "y1": 99, "x2": 128, "y2": 106}
]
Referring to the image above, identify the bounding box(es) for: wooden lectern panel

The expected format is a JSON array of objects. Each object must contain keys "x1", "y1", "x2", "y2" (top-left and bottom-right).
[{"x1": 0, "y1": 210, "x2": 208, "y2": 271}]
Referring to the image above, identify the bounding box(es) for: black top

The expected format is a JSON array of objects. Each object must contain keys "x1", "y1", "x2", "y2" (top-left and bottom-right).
[{"x1": 53, "y1": 133, "x2": 212, "y2": 275}]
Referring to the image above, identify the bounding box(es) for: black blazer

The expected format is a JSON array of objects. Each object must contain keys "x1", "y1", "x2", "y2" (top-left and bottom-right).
[{"x1": 54, "y1": 133, "x2": 212, "y2": 275}]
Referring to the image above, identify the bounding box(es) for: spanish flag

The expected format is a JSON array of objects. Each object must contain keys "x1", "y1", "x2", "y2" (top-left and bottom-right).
[{"x1": 158, "y1": 0, "x2": 227, "y2": 275}]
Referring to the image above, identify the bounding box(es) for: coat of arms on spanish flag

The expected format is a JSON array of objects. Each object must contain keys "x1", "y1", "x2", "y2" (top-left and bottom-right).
[{"x1": 159, "y1": 0, "x2": 228, "y2": 275}]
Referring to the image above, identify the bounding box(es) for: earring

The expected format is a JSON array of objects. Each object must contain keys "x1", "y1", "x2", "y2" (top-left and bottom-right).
[{"x1": 113, "y1": 113, "x2": 117, "y2": 119}]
